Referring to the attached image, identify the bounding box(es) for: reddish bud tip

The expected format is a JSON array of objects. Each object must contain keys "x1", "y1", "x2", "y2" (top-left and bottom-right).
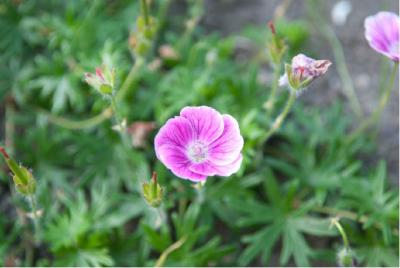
[
  {"x1": 96, "y1": 68, "x2": 105, "y2": 81},
  {"x1": 268, "y1": 21, "x2": 276, "y2": 35},
  {"x1": 151, "y1": 171, "x2": 157, "y2": 183},
  {"x1": 0, "y1": 146, "x2": 10, "y2": 159}
]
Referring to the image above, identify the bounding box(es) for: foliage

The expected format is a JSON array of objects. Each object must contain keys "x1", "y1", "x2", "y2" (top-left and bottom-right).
[{"x1": 0, "y1": 0, "x2": 398, "y2": 267}]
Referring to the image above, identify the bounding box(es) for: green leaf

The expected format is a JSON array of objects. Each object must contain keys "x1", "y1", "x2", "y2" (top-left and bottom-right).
[
  {"x1": 280, "y1": 220, "x2": 311, "y2": 266},
  {"x1": 294, "y1": 216, "x2": 338, "y2": 236},
  {"x1": 240, "y1": 223, "x2": 282, "y2": 266}
]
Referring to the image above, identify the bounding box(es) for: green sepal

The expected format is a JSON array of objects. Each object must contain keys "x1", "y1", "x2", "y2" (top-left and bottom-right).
[
  {"x1": 142, "y1": 173, "x2": 163, "y2": 208},
  {"x1": 6, "y1": 158, "x2": 29, "y2": 185},
  {"x1": 13, "y1": 168, "x2": 36, "y2": 195},
  {"x1": 99, "y1": 84, "x2": 113, "y2": 95}
]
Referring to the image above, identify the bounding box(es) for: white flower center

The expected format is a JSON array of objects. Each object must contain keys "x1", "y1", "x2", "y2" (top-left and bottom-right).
[{"x1": 187, "y1": 141, "x2": 208, "y2": 163}]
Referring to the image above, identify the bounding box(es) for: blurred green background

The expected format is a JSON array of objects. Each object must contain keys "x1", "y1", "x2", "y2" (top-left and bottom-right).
[{"x1": 0, "y1": 0, "x2": 398, "y2": 266}]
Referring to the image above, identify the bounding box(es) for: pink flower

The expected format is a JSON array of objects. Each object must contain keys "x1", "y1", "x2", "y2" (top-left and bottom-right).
[
  {"x1": 279, "y1": 54, "x2": 332, "y2": 90},
  {"x1": 154, "y1": 106, "x2": 244, "y2": 182},
  {"x1": 364, "y1": 12, "x2": 399, "y2": 61}
]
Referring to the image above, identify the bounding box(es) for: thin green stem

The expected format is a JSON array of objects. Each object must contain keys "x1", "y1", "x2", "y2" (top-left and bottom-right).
[
  {"x1": 116, "y1": 58, "x2": 144, "y2": 102},
  {"x1": 156, "y1": 207, "x2": 166, "y2": 225},
  {"x1": 331, "y1": 218, "x2": 350, "y2": 250},
  {"x1": 264, "y1": 64, "x2": 281, "y2": 114},
  {"x1": 37, "y1": 107, "x2": 113, "y2": 130},
  {"x1": 313, "y1": 206, "x2": 367, "y2": 223},
  {"x1": 194, "y1": 181, "x2": 206, "y2": 204},
  {"x1": 347, "y1": 63, "x2": 398, "y2": 142},
  {"x1": 140, "y1": 0, "x2": 150, "y2": 25},
  {"x1": 176, "y1": 0, "x2": 203, "y2": 51},
  {"x1": 155, "y1": 236, "x2": 187, "y2": 267},
  {"x1": 261, "y1": 91, "x2": 296, "y2": 143},
  {"x1": 29, "y1": 194, "x2": 39, "y2": 242},
  {"x1": 313, "y1": 206, "x2": 399, "y2": 235},
  {"x1": 110, "y1": 96, "x2": 131, "y2": 147}
]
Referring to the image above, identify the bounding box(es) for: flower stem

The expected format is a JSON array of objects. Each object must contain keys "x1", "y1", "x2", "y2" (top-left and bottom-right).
[
  {"x1": 347, "y1": 62, "x2": 398, "y2": 142},
  {"x1": 331, "y1": 218, "x2": 350, "y2": 250},
  {"x1": 36, "y1": 106, "x2": 113, "y2": 130},
  {"x1": 140, "y1": 0, "x2": 150, "y2": 25},
  {"x1": 261, "y1": 90, "x2": 296, "y2": 143},
  {"x1": 264, "y1": 64, "x2": 281, "y2": 114},
  {"x1": 154, "y1": 236, "x2": 187, "y2": 267},
  {"x1": 28, "y1": 194, "x2": 39, "y2": 242},
  {"x1": 110, "y1": 96, "x2": 131, "y2": 147},
  {"x1": 116, "y1": 58, "x2": 144, "y2": 102},
  {"x1": 313, "y1": 206, "x2": 399, "y2": 235}
]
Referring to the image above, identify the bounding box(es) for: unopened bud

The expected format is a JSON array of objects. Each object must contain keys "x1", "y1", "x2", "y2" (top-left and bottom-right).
[
  {"x1": 280, "y1": 54, "x2": 332, "y2": 92},
  {"x1": 267, "y1": 21, "x2": 287, "y2": 65},
  {"x1": 84, "y1": 64, "x2": 115, "y2": 96},
  {"x1": 268, "y1": 21, "x2": 276, "y2": 35},
  {"x1": 0, "y1": 146, "x2": 36, "y2": 195},
  {"x1": 142, "y1": 172, "x2": 163, "y2": 208}
]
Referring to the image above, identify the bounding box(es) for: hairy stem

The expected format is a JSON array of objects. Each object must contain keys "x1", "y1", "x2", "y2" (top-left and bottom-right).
[
  {"x1": 261, "y1": 90, "x2": 296, "y2": 143},
  {"x1": 264, "y1": 64, "x2": 281, "y2": 114}
]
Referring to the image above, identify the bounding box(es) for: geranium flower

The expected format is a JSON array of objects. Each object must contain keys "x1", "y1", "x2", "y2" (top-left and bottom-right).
[
  {"x1": 154, "y1": 106, "x2": 243, "y2": 182},
  {"x1": 279, "y1": 54, "x2": 332, "y2": 91},
  {"x1": 364, "y1": 11, "x2": 399, "y2": 61}
]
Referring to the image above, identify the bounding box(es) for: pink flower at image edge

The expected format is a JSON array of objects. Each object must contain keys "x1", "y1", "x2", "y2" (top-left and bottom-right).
[
  {"x1": 364, "y1": 11, "x2": 399, "y2": 61},
  {"x1": 154, "y1": 106, "x2": 244, "y2": 182}
]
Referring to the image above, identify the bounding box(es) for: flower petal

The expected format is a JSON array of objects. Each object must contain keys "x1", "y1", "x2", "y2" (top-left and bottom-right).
[
  {"x1": 156, "y1": 145, "x2": 206, "y2": 181},
  {"x1": 208, "y1": 114, "x2": 244, "y2": 165},
  {"x1": 154, "y1": 116, "x2": 195, "y2": 151},
  {"x1": 365, "y1": 12, "x2": 399, "y2": 61},
  {"x1": 180, "y1": 106, "x2": 224, "y2": 144},
  {"x1": 214, "y1": 154, "x2": 243, "y2": 177},
  {"x1": 189, "y1": 161, "x2": 218, "y2": 176}
]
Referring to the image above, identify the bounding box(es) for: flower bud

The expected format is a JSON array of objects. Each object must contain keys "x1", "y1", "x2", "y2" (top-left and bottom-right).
[
  {"x1": 130, "y1": 16, "x2": 158, "y2": 57},
  {"x1": 84, "y1": 64, "x2": 115, "y2": 96},
  {"x1": 0, "y1": 146, "x2": 36, "y2": 195},
  {"x1": 279, "y1": 54, "x2": 332, "y2": 91},
  {"x1": 142, "y1": 172, "x2": 163, "y2": 208},
  {"x1": 267, "y1": 21, "x2": 287, "y2": 66},
  {"x1": 337, "y1": 248, "x2": 355, "y2": 267}
]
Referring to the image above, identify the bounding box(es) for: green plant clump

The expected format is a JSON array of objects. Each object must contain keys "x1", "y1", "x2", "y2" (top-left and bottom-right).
[{"x1": 0, "y1": 0, "x2": 398, "y2": 267}]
